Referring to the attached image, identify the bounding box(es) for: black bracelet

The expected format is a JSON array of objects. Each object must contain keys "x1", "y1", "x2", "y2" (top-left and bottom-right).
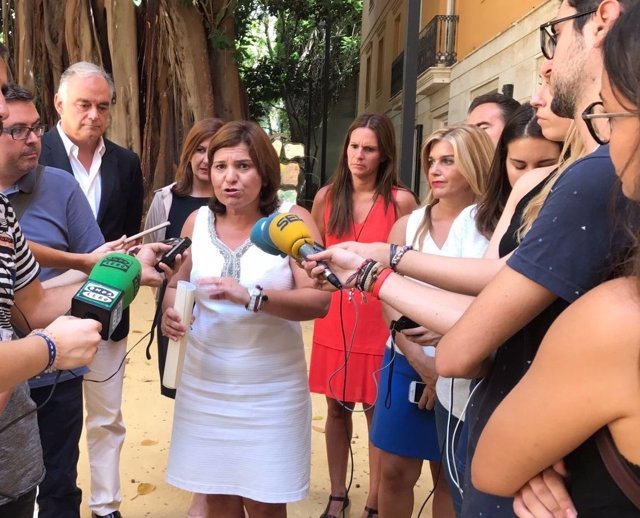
[
  {"x1": 355, "y1": 259, "x2": 377, "y2": 292},
  {"x1": 389, "y1": 243, "x2": 397, "y2": 267},
  {"x1": 391, "y1": 245, "x2": 412, "y2": 271}
]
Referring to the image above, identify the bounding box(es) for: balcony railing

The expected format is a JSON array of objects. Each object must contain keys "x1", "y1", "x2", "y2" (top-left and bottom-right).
[{"x1": 391, "y1": 14, "x2": 459, "y2": 98}]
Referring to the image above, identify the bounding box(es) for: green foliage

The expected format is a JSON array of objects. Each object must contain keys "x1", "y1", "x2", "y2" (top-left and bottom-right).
[
  {"x1": 235, "y1": 0, "x2": 363, "y2": 142},
  {"x1": 208, "y1": 29, "x2": 233, "y2": 50}
]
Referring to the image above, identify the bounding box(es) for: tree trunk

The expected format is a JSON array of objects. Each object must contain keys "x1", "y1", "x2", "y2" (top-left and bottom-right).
[
  {"x1": 210, "y1": 0, "x2": 248, "y2": 121},
  {"x1": 104, "y1": 0, "x2": 140, "y2": 154},
  {"x1": 3, "y1": 0, "x2": 248, "y2": 206}
]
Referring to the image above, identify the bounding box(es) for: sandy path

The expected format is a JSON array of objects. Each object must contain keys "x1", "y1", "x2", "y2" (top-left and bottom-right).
[{"x1": 76, "y1": 286, "x2": 435, "y2": 518}]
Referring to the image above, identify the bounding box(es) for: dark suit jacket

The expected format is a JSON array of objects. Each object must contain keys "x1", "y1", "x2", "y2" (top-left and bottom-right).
[{"x1": 40, "y1": 127, "x2": 144, "y2": 340}]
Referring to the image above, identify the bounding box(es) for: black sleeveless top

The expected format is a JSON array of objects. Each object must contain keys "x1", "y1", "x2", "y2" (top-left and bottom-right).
[
  {"x1": 166, "y1": 194, "x2": 210, "y2": 239},
  {"x1": 500, "y1": 172, "x2": 640, "y2": 516},
  {"x1": 498, "y1": 175, "x2": 549, "y2": 257},
  {"x1": 565, "y1": 433, "x2": 640, "y2": 517}
]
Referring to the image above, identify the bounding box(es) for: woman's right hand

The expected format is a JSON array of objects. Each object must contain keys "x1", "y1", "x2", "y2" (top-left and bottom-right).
[
  {"x1": 304, "y1": 247, "x2": 367, "y2": 290},
  {"x1": 45, "y1": 316, "x2": 102, "y2": 370},
  {"x1": 161, "y1": 307, "x2": 186, "y2": 341}
]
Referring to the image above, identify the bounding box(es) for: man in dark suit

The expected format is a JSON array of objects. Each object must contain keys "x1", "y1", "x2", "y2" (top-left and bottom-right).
[{"x1": 39, "y1": 61, "x2": 143, "y2": 518}]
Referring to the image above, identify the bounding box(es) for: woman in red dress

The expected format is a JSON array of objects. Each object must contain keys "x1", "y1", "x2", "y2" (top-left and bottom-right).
[{"x1": 309, "y1": 113, "x2": 418, "y2": 518}]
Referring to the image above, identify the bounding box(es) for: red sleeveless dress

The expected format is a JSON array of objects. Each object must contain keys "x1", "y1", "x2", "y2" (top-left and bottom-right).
[{"x1": 309, "y1": 188, "x2": 399, "y2": 404}]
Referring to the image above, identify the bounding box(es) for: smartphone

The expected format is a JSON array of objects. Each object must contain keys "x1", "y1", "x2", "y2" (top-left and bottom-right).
[
  {"x1": 408, "y1": 380, "x2": 427, "y2": 404},
  {"x1": 393, "y1": 315, "x2": 420, "y2": 332},
  {"x1": 155, "y1": 237, "x2": 192, "y2": 272}
]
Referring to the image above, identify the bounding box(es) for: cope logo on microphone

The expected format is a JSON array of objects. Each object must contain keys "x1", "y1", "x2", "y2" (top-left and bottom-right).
[
  {"x1": 80, "y1": 282, "x2": 119, "y2": 305},
  {"x1": 100, "y1": 255, "x2": 133, "y2": 272}
]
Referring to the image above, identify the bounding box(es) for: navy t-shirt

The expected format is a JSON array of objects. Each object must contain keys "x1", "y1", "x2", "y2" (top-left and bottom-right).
[{"x1": 462, "y1": 146, "x2": 637, "y2": 517}]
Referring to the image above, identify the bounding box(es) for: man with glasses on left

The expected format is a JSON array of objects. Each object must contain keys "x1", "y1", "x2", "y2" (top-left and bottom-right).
[{"x1": 0, "y1": 83, "x2": 106, "y2": 518}]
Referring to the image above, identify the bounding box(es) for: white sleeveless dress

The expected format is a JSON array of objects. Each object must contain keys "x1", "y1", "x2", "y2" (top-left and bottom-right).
[{"x1": 165, "y1": 206, "x2": 311, "y2": 503}]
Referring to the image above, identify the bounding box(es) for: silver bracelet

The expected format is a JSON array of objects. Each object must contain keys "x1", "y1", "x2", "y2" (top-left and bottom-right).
[{"x1": 245, "y1": 285, "x2": 269, "y2": 313}]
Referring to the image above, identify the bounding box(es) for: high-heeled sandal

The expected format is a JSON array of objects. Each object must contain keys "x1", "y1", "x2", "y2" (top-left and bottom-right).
[
  {"x1": 320, "y1": 494, "x2": 350, "y2": 518},
  {"x1": 363, "y1": 506, "x2": 378, "y2": 518}
]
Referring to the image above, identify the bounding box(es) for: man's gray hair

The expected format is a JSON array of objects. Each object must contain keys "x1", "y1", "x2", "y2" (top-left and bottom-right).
[{"x1": 57, "y1": 61, "x2": 115, "y2": 102}]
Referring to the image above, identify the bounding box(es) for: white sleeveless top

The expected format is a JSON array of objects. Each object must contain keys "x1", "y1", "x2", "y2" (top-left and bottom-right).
[
  {"x1": 397, "y1": 204, "x2": 488, "y2": 420},
  {"x1": 166, "y1": 206, "x2": 311, "y2": 502}
]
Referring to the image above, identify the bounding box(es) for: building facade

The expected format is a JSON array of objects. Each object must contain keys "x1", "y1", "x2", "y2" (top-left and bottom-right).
[{"x1": 359, "y1": 0, "x2": 557, "y2": 196}]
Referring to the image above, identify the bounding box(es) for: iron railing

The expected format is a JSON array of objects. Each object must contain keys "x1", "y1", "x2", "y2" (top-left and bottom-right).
[{"x1": 391, "y1": 14, "x2": 459, "y2": 98}]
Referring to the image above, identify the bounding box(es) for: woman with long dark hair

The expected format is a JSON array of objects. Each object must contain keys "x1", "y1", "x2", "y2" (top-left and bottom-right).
[{"x1": 309, "y1": 113, "x2": 418, "y2": 518}]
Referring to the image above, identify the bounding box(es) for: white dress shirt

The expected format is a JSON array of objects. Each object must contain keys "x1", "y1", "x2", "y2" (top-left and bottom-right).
[{"x1": 56, "y1": 122, "x2": 106, "y2": 218}]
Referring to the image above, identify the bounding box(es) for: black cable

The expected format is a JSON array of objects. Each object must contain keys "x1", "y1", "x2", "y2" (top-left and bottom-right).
[
  {"x1": 145, "y1": 279, "x2": 168, "y2": 361},
  {"x1": 0, "y1": 370, "x2": 62, "y2": 435},
  {"x1": 83, "y1": 324, "x2": 155, "y2": 384},
  {"x1": 337, "y1": 290, "x2": 355, "y2": 501}
]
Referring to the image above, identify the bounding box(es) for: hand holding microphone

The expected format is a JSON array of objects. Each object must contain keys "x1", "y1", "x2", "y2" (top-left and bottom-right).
[
  {"x1": 71, "y1": 252, "x2": 142, "y2": 339},
  {"x1": 263, "y1": 213, "x2": 343, "y2": 289}
]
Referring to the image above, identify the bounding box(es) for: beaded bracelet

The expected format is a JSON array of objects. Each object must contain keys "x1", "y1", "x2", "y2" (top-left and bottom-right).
[
  {"x1": 354, "y1": 259, "x2": 376, "y2": 292},
  {"x1": 390, "y1": 245, "x2": 413, "y2": 271},
  {"x1": 30, "y1": 329, "x2": 57, "y2": 373}
]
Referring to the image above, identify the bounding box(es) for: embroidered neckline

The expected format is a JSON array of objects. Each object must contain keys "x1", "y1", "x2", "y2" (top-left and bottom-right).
[{"x1": 207, "y1": 210, "x2": 253, "y2": 281}]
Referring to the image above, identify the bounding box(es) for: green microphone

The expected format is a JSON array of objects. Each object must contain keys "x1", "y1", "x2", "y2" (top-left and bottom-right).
[{"x1": 71, "y1": 252, "x2": 142, "y2": 339}]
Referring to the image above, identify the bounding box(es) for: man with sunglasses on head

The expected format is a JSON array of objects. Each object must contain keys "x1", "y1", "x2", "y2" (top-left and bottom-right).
[{"x1": 435, "y1": 1, "x2": 638, "y2": 517}]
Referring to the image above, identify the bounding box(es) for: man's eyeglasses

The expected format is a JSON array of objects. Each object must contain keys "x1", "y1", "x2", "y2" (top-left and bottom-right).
[
  {"x1": 1, "y1": 124, "x2": 46, "y2": 141},
  {"x1": 539, "y1": 9, "x2": 596, "y2": 60},
  {"x1": 582, "y1": 101, "x2": 640, "y2": 145}
]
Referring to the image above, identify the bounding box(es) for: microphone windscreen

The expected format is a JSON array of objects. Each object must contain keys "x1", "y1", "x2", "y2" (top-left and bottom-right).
[
  {"x1": 250, "y1": 217, "x2": 284, "y2": 256},
  {"x1": 268, "y1": 213, "x2": 314, "y2": 258},
  {"x1": 88, "y1": 252, "x2": 142, "y2": 308}
]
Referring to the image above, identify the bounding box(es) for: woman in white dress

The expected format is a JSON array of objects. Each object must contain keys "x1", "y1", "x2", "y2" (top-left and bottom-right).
[{"x1": 161, "y1": 120, "x2": 330, "y2": 518}]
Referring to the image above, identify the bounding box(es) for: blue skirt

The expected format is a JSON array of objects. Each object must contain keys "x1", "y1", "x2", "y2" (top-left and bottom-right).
[{"x1": 370, "y1": 346, "x2": 441, "y2": 460}]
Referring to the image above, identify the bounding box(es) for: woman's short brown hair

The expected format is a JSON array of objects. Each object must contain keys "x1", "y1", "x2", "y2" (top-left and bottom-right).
[{"x1": 207, "y1": 120, "x2": 281, "y2": 216}]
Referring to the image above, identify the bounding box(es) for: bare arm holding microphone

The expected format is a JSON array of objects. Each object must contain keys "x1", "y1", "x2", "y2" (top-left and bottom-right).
[
  {"x1": 0, "y1": 316, "x2": 102, "y2": 393},
  {"x1": 304, "y1": 246, "x2": 475, "y2": 337}
]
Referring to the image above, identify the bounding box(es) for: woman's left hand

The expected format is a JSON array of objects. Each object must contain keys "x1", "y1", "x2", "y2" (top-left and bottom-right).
[{"x1": 197, "y1": 277, "x2": 251, "y2": 307}]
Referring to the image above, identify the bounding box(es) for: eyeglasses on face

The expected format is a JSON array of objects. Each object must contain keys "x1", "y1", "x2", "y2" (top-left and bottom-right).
[
  {"x1": 539, "y1": 8, "x2": 597, "y2": 60},
  {"x1": 1, "y1": 124, "x2": 46, "y2": 141},
  {"x1": 581, "y1": 101, "x2": 640, "y2": 146}
]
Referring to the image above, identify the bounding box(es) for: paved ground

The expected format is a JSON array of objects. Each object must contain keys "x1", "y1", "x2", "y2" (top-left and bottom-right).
[{"x1": 75, "y1": 286, "x2": 435, "y2": 517}]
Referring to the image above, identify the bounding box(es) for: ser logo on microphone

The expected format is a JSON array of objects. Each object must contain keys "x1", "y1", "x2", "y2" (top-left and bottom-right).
[{"x1": 275, "y1": 213, "x2": 303, "y2": 230}]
